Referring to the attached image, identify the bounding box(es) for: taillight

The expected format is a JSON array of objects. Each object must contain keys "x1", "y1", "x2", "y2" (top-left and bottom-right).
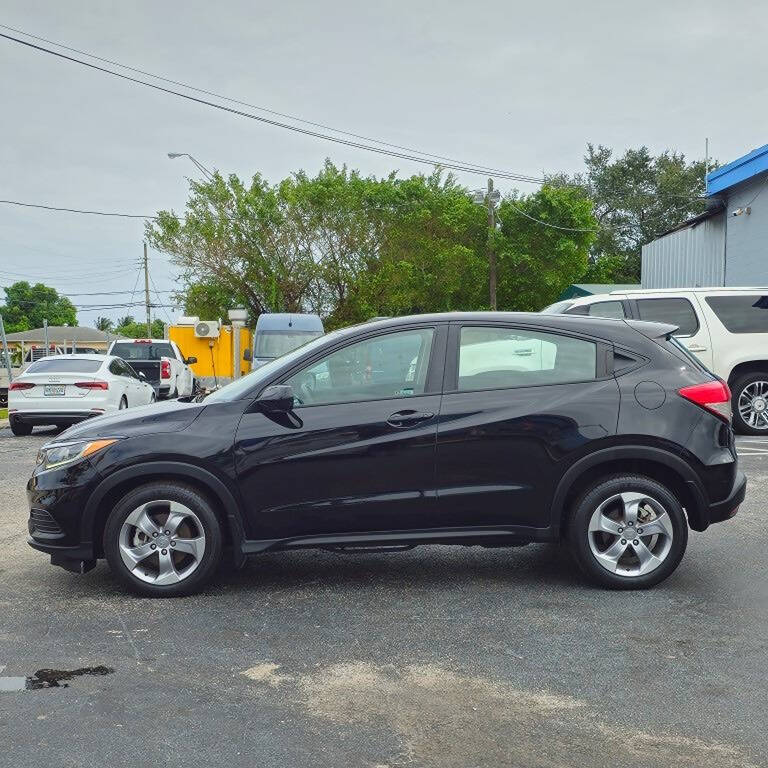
[
  {"x1": 161, "y1": 360, "x2": 171, "y2": 379},
  {"x1": 75, "y1": 381, "x2": 109, "y2": 390},
  {"x1": 9, "y1": 381, "x2": 34, "y2": 390},
  {"x1": 678, "y1": 380, "x2": 732, "y2": 422}
]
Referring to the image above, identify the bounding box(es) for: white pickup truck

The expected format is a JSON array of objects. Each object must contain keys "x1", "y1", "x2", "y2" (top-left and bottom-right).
[{"x1": 107, "y1": 339, "x2": 197, "y2": 400}]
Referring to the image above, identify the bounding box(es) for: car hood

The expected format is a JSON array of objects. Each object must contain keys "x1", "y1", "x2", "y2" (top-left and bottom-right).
[{"x1": 53, "y1": 400, "x2": 206, "y2": 442}]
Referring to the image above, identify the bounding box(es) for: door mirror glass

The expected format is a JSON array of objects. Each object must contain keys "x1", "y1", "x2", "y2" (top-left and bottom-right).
[
  {"x1": 257, "y1": 384, "x2": 295, "y2": 413},
  {"x1": 186, "y1": 356, "x2": 198, "y2": 365},
  {"x1": 243, "y1": 349, "x2": 252, "y2": 361}
]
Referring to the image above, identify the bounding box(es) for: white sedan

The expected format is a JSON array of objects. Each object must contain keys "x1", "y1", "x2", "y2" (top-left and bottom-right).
[{"x1": 8, "y1": 354, "x2": 155, "y2": 436}]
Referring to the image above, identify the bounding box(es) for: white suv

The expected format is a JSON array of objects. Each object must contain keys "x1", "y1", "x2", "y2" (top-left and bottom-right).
[{"x1": 543, "y1": 287, "x2": 768, "y2": 435}]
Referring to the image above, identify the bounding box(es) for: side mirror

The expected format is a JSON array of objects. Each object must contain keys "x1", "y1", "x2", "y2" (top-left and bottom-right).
[
  {"x1": 256, "y1": 384, "x2": 294, "y2": 413},
  {"x1": 243, "y1": 349, "x2": 252, "y2": 361},
  {"x1": 138, "y1": 371, "x2": 147, "y2": 380},
  {"x1": 186, "y1": 356, "x2": 198, "y2": 365}
]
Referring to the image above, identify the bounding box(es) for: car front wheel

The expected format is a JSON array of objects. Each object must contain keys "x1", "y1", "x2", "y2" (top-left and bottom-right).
[
  {"x1": 567, "y1": 475, "x2": 688, "y2": 589},
  {"x1": 103, "y1": 482, "x2": 223, "y2": 597}
]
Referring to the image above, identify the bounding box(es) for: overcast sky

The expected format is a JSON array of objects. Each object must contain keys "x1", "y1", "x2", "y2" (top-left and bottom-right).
[{"x1": 1, "y1": 0, "x2": 766, "y2": 325}]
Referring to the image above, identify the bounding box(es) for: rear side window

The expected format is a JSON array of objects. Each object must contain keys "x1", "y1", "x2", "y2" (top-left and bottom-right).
[
  {"x1": 705, "y1": 295, "x2": 768, "y2": 333},
  {"x1": 636, "y1": 298, "x2": 699, "y2": 336},
  {"x1": 458, "y1": 327, "x2": 597, "y2": 391},
  {"x1": 568, "y1": 300, "x2": 626, "y2": 319},
  {"x1": 26, "y1": 359, "x2": 103, "y2": 373}
]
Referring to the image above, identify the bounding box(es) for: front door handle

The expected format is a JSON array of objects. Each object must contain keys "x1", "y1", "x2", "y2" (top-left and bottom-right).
[
  {"x1": 687, "y1": 345, "x2": 708, "y2": 353},
  {"x1": 387, "y1": 409, "x2": 435, "y2": 428}
]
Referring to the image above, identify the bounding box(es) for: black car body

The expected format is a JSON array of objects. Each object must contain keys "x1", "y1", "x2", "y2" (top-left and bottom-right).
[{"x1": 26, "y1": 312, "x2": 745, "y2": 595}]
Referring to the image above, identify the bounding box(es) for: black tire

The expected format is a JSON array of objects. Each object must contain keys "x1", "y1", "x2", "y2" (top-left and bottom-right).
[
  {"x1": 731, "y1": 373, "x2": 768, "y2": 435},
  {"x1": 103, "y1": 482, "x2": 223, "y2": 597},
  {"x1": 9, "y1": 418, "x2": 32, "y2": 436},
  {"x1": 567, "y1": 474, "x2": 688, "y2": 590}
]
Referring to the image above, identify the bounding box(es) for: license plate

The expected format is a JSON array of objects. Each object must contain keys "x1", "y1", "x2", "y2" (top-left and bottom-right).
[{"x1": 43, "y1": 385, "x2": 66, "y2": 397}]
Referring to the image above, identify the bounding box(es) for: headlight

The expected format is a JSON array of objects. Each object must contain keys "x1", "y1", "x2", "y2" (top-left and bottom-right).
[{"x1": 36, "y1": 439, "x2": 119, "y2": 471}]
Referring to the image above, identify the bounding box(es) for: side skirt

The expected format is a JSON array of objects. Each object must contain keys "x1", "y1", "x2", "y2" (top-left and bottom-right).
[{"x1": 241, "y1": 525, "x2": 554, "y2": 555}]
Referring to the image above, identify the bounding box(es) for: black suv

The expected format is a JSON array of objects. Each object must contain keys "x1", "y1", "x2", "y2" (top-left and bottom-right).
[{"x1": 26, "y1": 312, "x2": 745, "y2": 596}]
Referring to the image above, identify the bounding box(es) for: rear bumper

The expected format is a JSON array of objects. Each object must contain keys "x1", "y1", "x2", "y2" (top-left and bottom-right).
[
  {"x1": 706, "y1": 469, "x2": 746, "y2": 525},
  {"x1": 10, "y1": 410, "x2": 103, "y2": 426}
]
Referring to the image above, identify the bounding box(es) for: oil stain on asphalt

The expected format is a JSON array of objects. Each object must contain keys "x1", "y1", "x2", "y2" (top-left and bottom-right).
[{"x1": 0, "y1": 665, "x2": 114, "y2": 692}]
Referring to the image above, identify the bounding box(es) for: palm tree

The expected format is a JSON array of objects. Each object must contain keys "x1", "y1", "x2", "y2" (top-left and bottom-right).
[
  {"x1": 94, "y1": 316, "x2": 114, "y2": 332},
  {"x1": 116, "y1": 315, "x2": 135, "y2": 329}
]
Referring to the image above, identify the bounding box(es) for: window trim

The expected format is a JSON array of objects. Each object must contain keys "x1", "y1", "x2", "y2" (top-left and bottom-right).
[
  {"x1": 272, "y1": 324, "x2": 447, "y2": 409},
  {"x1": 444, "y1": 322, "x2": 609, "y2": 394},
  {"x1": 630, "y1": 297, "x2": 700, "y2": 338}
]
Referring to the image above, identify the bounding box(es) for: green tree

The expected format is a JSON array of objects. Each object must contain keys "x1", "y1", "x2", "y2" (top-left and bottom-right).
[
  {"x1": 552, "y1": 145, "x2": 707, "y2": 282},
  {"x1": 115, "y1": 317, "x2": 165, "y2": 339},
  {"x1": 179, "y1": 280, "x2": 237, "y2": 321},
  {"x1": 494, "y1": 185, "x2": 597, "y2": 311},
  {"x1": 0, "y1": 281, "x2": 77, "y2": 333},
  {"x1": 94, "y1": 316, "x2": 114, "y2": 332}
]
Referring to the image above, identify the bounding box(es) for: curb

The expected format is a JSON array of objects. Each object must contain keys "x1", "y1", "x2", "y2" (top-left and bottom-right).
[{"x1": 0, "y1": 419, "x2": 9, "y2": 429}]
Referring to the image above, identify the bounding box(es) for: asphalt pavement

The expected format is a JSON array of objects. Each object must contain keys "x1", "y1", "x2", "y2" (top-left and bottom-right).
[{"x1": 1, "y1": 426, "x2": 767, "y2": 767}]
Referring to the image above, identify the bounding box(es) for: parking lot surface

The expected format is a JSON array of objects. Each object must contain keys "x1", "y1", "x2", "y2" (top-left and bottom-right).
[{"x1": 1, "y1": 427, "x2": 767, "y2": 767}]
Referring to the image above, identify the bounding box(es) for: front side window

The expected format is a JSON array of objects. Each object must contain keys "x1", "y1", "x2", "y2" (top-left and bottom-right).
[
  {"x1": 705, "y1": 295, "x2": 768, "y2": 333},
  {"x1": 457, "y1": 326, "x2": 597, "y2": 391},
  {"x1": 284, "y1": 329, "x2": 434, "y2": 406},
  {"x1": 636, "y1": 298, "x2": 699, "y2": 336}
]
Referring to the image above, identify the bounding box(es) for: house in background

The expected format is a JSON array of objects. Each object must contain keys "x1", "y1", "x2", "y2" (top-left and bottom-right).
[
  {"x1": 3, "y1": 325, "x2": 123, "y2": 361},
  {"x1": 642, "y1": 143, "x2": 768, "y2": 288}
]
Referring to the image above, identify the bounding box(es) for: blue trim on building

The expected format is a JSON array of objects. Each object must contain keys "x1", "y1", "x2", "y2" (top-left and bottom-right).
[{"x1": 707, "y1": 143, "x2": 768, "y2": 196}]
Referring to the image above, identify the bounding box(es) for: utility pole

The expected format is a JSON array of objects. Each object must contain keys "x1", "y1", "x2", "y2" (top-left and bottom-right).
[
  {"x1": 0, "y1": 313, "x2": 12, "y2": 384},
  {"x1": 143, "y1": 242, "x2": 152, "y2": 337},
  {"x1": 486, "y1": 178, "x2": 497, "y2": 311},
  {"x1": 473, "y1": 179, "x2": 501, "y2": 310}
]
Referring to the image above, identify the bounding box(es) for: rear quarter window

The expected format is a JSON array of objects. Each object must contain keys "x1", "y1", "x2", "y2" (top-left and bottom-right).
[
  {"x1": 705, "y1": 295, "x2": 768, "y2": 333},
  {"x1": 636, "y1": 298, "x2": 699, "y2": 336}
]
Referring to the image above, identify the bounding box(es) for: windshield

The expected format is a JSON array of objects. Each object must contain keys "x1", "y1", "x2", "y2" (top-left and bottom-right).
[
  {"x1": 254, "y1": 330, "x2": 323, "y2": 359},
  {"x1": 26, "y1": 358, "x2": 103, "y2": 373},
  {"x1": 540, "y1": 300, "x2": 574, "y2": 314},
  {"x1": 111, "y1": 342, "x2": 175, "y2": 360},
  {"x1": 205, "y1": 330, "x2": 343, "y2": 403}
]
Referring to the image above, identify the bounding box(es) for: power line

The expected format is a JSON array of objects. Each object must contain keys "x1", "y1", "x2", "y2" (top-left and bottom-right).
[
  {"x1": 0, "y1": 22, "x2": 545, "y2": 184},
  {"x1": 0, "y1": 199, "x2": 157, "y2": 218},
  {"x1": 0, "y1": 30, "x2": 544, "y2": 184},
  {"x1": 149, "y1": 270, "x2": 174, "y2": 324}
]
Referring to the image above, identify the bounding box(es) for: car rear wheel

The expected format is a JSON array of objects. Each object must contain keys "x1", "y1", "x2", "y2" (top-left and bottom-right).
[
  {"x1": 103, "y1": 482, "x2": 223, "y2": 597},
  {"x1": 567, "y1": 475, "x2": 688, "y2": 589},
  {"x1": 731, "y1": 373, "x2": 768, "y2": 435},
  {"x1": 9, "y1": 418, "x2": 32, "y2": 436}
]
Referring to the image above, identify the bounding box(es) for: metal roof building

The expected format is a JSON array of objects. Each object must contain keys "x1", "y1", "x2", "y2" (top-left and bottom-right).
[{"x1": 642, "y1": 143, "x2": 768, "y2": 288}]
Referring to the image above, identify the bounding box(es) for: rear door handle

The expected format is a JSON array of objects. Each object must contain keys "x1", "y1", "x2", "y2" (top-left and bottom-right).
[{"x1": 387, "y1": 409, "x2": 435, "y2": 427}]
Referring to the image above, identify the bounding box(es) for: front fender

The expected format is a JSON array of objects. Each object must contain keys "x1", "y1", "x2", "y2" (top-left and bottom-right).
[{"x1": 81, "y1": 460, "x2": 247, "y2": 564}]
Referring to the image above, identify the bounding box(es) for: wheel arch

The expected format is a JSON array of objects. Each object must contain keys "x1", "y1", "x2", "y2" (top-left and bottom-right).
[
  {"x1": 551, "y1": 446, "x2": 708, "y2": 535},
  {"x1": 82, "y1": 461, "x2": 246, "y2": 561},
  {"x1": 727, "y1": 360, "x2": 768, "y2": 388}
]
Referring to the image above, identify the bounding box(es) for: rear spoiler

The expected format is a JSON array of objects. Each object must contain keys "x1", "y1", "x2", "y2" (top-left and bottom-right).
[{"x1": 624, "y1": 319, "x2": 679, "y2": 340}]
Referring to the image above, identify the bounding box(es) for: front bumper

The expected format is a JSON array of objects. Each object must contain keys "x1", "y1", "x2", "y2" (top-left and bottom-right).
[
  {"x1": 26, "y1": 459, "x2": 102, "y2": 569},
  {"x1": 706, "y1": 469, "x2": 746, "y2": 525}
]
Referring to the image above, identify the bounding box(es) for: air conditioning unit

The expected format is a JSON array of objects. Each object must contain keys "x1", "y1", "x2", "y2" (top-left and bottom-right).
[{"x1": 194, "y1": 320, "x2": 220, "y2": 339}]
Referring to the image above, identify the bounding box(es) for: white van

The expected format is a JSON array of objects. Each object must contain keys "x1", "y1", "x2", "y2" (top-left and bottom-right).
[
  {"x1": 543, "y1": 287, "x2": 768, "y2": 435},
  {"x1": 251, "y1": 314, "x2": 324, "y2": 369}
]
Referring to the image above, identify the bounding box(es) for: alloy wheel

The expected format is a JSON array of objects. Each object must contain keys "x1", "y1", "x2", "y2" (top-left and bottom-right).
[
  {"x1": 587, "y1": 492, "x2": 674, "y2": 577},
  {"x1": 738, "y1": 380, "x2": 768, "y2": 430},
  {"x1": 118, "y1": 500, "x2": 206, "y2": 585}
]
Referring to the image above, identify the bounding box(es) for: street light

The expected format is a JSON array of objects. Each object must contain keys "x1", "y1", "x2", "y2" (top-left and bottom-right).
[
  {"x1": 167, "y1": 152, "x2": 214, "y2": 180},
  {"x1": 472, "y1": 178, "x2": 501, "y2": 311}
]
